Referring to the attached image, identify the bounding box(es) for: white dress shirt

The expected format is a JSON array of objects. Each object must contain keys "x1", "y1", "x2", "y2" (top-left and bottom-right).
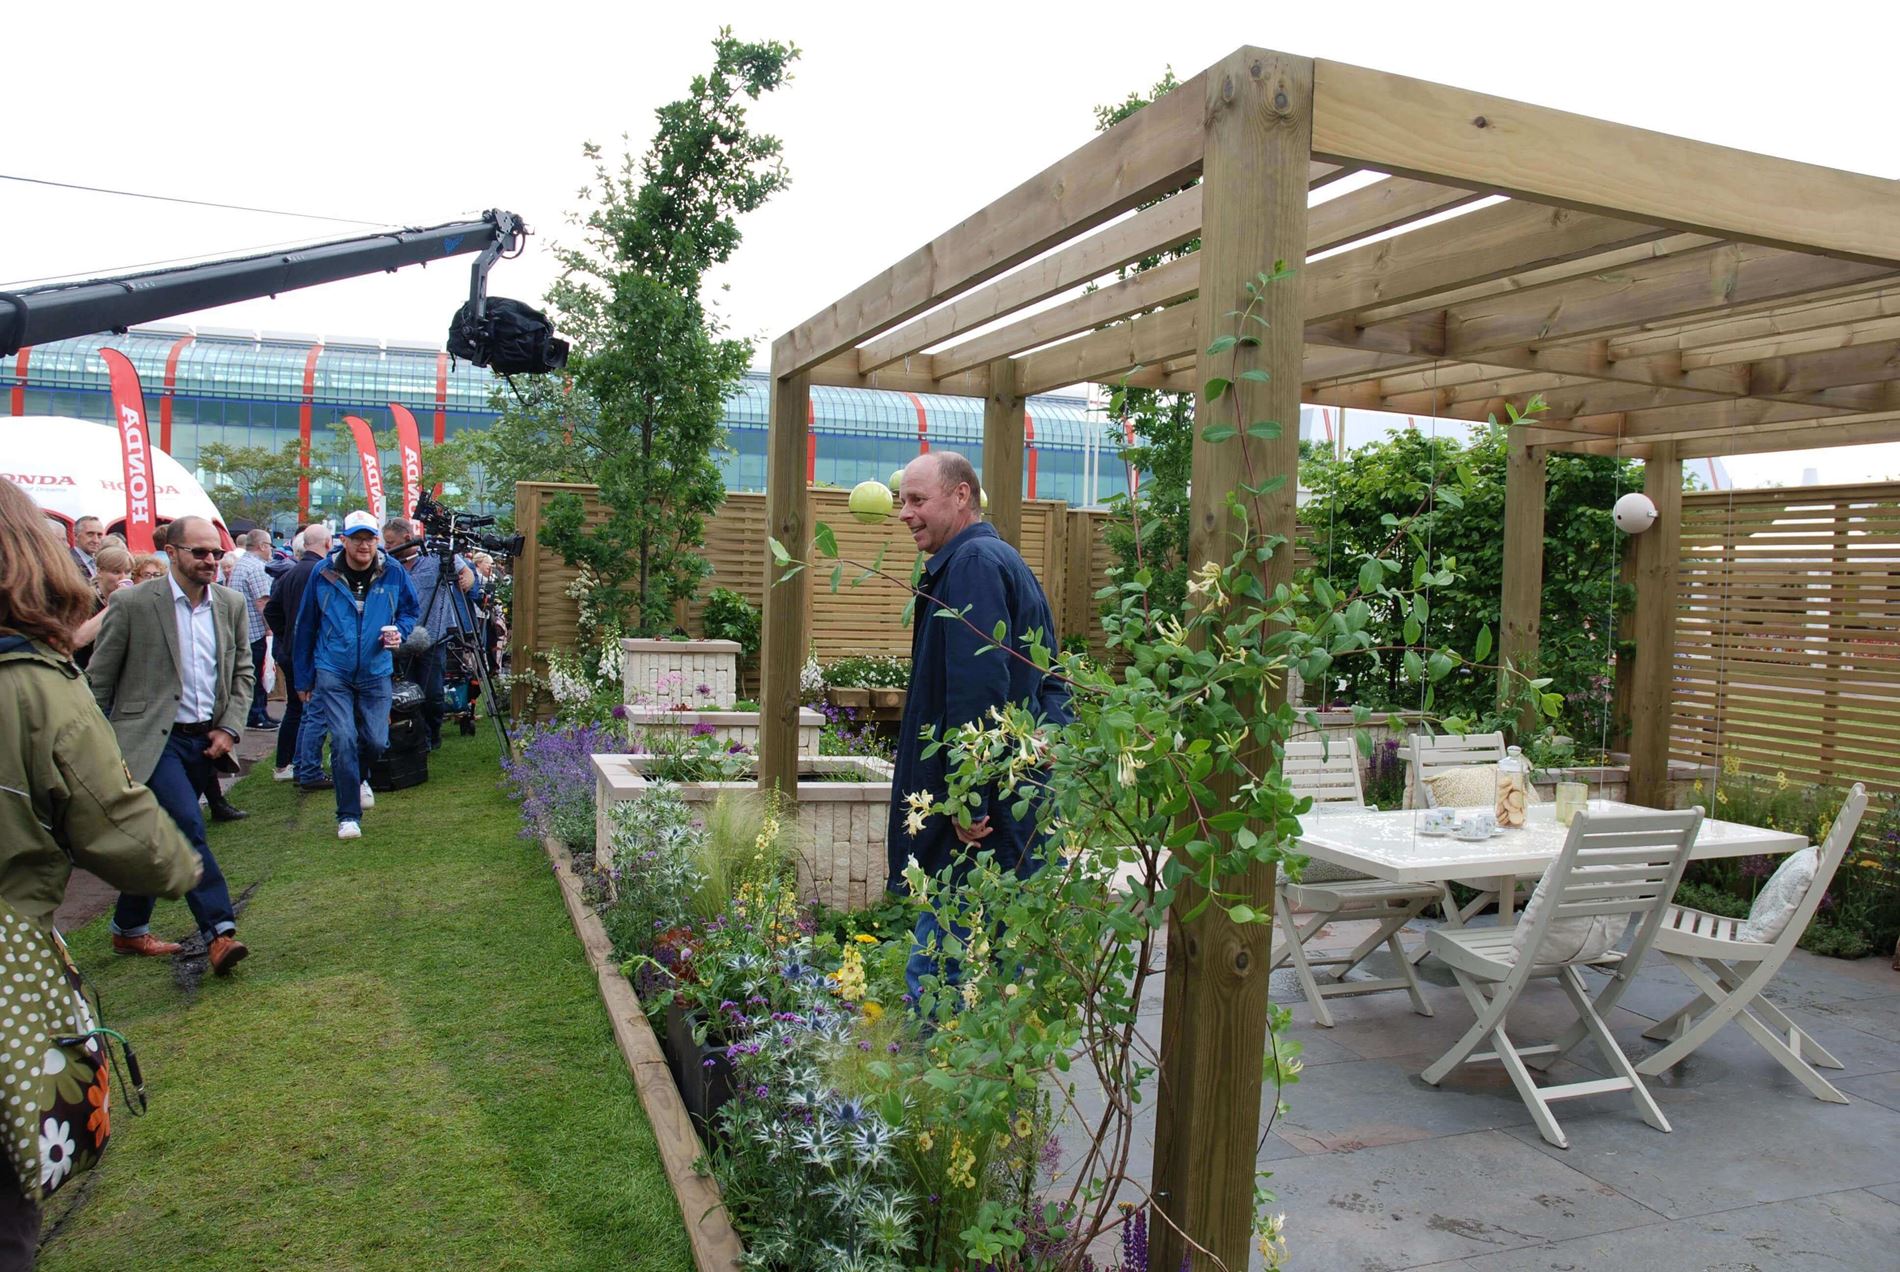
[{"x1": 169, "y1": 573, "x2": 221, "y2": 724}]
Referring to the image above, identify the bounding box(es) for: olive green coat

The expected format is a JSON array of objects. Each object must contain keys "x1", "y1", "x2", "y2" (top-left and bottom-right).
[{"x1": 0, "y1": 636, "x2": 198, "y2": 928}]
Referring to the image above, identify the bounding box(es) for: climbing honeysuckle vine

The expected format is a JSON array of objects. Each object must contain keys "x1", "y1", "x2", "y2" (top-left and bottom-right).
[{"x1": 764, "y1": 261, "x2": 1560, "y2": 1270}]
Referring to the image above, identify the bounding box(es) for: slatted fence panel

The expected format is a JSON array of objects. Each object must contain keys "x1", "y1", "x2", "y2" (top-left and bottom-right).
[{"x1": 1671, "y1": 482, "x2": 1900, "y2": 797}]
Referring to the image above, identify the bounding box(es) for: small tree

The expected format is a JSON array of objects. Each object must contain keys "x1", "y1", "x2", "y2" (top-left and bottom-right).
[
  {"x1": 1094, "y1": 70, "x2": 1199, "y2": 620},
  {"x1": 197, "y1": 439, "x2": 306, "y2": 526},
  {"x1": 540, "y1": 30, "x2": 798, "y2": 636}
]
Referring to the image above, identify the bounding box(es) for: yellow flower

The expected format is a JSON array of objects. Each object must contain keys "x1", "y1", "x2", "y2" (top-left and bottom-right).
[
  {"x1": 834, "y1": 947, "x2": 867, "y2": 1002},
  {"x1": 1775, "y1": 771, "x2": 1789, "y2": 790},
  {"x1": 1716, "y1": 789, "x2": 1729, "y2": 806},
  {"x1": 861, "y1": 1001, "x2": 884, "y2": 1022},
  {"x1": 917, "y1": 1131, "x2": 934, "y2": 1152},
  {"x1": 853, "y1": 933, "x2": 878, "y2": 944},
  {"x1": 1014, "y1": 1113, "x2": 1034, "y2": 1139}
]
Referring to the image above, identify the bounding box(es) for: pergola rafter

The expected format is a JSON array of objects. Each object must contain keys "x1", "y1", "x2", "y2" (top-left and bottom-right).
[{"x1": 759, "y1": 48, "x2": 1900, "y2": 1270}]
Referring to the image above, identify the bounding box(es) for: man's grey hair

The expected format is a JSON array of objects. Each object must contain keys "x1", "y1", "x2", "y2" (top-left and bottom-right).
[
  {"x1": 72, "y1": 515, "x2": 102, "y2": 531},
  {"x1": 924, "y1": 450, "x2": 983, "y2": 511},
  {"x1": 243, "y1": 529, "x2": 272, "y2": 551},
  {"x1": 382, "y1": 517, "x2": 411, "y2": 543},
  {"x1": 304, "y1": 524, "x2": 332, "y2": 551}
]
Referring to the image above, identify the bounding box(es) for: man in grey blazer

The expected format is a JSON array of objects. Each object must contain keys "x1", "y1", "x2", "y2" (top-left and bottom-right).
[{"x1": 88, "y1": 515, "x2": 253, "y2": 975}]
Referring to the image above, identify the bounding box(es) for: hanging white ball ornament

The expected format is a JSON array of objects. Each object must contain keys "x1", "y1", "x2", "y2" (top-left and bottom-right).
[{"x1": 1613, "y1": 491, "x2": 1658, "y2": 534}]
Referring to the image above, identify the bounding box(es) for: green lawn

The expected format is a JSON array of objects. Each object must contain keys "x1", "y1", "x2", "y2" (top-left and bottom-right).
[{"x1": 39, "y1": 728, "x2": 692, "y2": 1272}]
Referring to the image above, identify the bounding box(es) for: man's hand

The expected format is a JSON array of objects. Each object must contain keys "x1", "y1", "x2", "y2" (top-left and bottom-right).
[
  {"x1": 205, "y1": 730, "x2": 236, "y2": 761},
  {"x1": 953, "y1": 815, "x2": 993, "y2": 846},
  {"x1": 298, "y1": 690, "x2": 311, "y2": 703}
]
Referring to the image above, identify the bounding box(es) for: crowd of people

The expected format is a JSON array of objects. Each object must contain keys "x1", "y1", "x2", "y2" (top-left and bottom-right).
[{"x1": 0, "y1": 483, "x2": 512, "y2": 1258}]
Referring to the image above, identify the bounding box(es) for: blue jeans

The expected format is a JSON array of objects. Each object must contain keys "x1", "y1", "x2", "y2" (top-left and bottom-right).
[
  {"x1": 313, "y1": 669, "x2": 391, "y2": 822},
  {"x1": 293, "y1": 682, "x2": 330, "y2": 784},
  {"x1": 112, "y1": 731, "x2": 238, "y2": 942},
  {"x1": 275, "y1": 670, "x2": 302, "y2": 769}
]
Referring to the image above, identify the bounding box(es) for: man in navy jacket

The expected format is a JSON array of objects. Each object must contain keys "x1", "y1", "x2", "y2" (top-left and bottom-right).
[
  {"x1": 887, "y1": 451, "x2": 1070, "y2": 1002},
  {"x1": 292, "y1": 511, "x2": 418, "y2": 840}
]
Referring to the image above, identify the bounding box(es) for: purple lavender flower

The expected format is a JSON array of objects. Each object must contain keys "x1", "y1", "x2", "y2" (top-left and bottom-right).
[
  {"x1": 690, "y1": 721, "x2": 719, "y2": 738},
  {"x1": 610, "y1": 704, "x2": 628, "y2": 719}
]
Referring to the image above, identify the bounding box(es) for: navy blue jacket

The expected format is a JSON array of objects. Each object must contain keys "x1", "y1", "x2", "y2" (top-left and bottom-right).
[
  {"x1": 887, "y1": 522, "x2": 1071, "y2": 891},
  {"x1": 264, "y1": 551, "x2": 324, "y2": 678},
  {"x1": 292, "y1": 548, "x2": 419, "y2": 690}
]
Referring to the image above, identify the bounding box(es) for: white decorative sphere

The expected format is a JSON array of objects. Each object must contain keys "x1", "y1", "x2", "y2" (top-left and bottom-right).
[{"x1": 1613, "y1": 491, "x2": 1658, "y2": 534}]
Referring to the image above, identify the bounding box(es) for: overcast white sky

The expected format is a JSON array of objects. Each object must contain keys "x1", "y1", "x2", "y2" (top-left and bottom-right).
[{"x1": 6, "y1": 0, "x2": 1895, "y2": 486}]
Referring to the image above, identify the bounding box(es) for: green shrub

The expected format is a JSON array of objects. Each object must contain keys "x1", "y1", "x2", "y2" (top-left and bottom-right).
[{"x1": 702, "y1": 587, "x2": 761, "y2": 661}]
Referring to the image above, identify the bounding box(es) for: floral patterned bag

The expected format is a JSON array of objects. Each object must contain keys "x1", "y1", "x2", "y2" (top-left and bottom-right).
[{"x1": 0, "y1": 903, "x2": 124, "y2": 1201}]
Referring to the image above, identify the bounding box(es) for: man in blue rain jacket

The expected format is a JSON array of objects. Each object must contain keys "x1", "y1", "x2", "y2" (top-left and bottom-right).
[
  {"x1": 886, "y1": 451, "x2": 1071, "y2": 1003},
  {"x1": 292, "y1": 510, "x2": 418, "y2": 840}
]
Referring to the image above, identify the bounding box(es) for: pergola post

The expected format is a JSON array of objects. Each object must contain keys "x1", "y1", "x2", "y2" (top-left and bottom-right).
[
  {"x1": 1150, "y1": 49, "x2": 1311, "y2": 1272},
  {"x1": 1627, "y1": 441, "x2": 1682, "y2": 807},
  {"x1": 982, "y1": 356, "x2": 1025, "y2": 545},
  {"x1": 1498, "y1": 432, "x2": 1547, "y2": 735},
  {"x1": 759, "y1": 361, "x2": 811, "y2": 801}
]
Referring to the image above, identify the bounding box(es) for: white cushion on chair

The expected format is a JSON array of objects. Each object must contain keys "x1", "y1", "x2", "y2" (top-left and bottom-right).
[
  {"x1": 1422, "y1": 766, "x2": 1545, "y2": 810},
  {"x1": 1512, "y1": 864, "x2": 1617, "y2": 963},
  {"x1": 1738, "y1": 846, "x2": 1818, "y2": 944}
]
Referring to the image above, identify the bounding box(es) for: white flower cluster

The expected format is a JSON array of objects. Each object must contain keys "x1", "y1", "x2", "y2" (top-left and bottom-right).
[
  {"x1": 596, "y1": 636, "x2": 625, "y2": 688},
  {"x1": 548, "y1": 665, "x2": 591, "y2": 705},
  {"x1": 799, "y1": 655, "x2": 825, "y2": 694}
]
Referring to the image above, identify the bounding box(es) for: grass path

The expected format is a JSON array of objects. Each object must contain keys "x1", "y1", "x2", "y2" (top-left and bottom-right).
[{"x1": 39, "y1": 729, "x2": 692, "y2": 1272}]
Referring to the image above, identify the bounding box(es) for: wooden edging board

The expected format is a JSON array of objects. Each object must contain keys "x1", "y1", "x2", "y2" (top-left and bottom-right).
[{"x1": 541, "y1": 836, "x2": 745, "y2": 1270}]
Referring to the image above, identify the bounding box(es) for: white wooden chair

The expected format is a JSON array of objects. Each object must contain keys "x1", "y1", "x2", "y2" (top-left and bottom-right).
[
  {"x1": 1420, "y1": 808, "x2": 1702, "y2": 1149},
  {"x1": 1405, "y1": 731, "x2": 1534, "y2": 946},
  {"x1": 1405, "y1": 731, "x2": 1507, "y2": 809},
  {"x1": 1272, "y1": 740, "x2": 1442, "y2": 1026},
  {"x1": 1633, "y1": 784, "x2": 1869, "y2": 1103}
]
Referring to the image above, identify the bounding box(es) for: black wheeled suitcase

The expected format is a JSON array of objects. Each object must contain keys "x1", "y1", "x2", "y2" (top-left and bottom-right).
[{"x1": 368, "y1": 681, "x2": 430, "y2": 792}]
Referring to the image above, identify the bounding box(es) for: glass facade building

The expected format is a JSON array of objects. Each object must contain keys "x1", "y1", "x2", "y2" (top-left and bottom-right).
[{"x1": 2, "y1": 326, "x2": 1129, "y2": 517}]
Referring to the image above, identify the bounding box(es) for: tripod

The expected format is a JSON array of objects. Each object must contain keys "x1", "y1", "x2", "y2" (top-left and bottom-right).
[{"x1": 416, "y1": 548, "x2": 516, "y2": 761}]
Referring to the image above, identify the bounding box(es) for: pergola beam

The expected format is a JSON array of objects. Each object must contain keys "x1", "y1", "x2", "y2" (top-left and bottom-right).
[
  {"x1": 772, "y1": 68, "x2": 1209, "y2": 378},
  {"x1": 1311, "y1": 58, "x2": 1900, "y2": 265}
]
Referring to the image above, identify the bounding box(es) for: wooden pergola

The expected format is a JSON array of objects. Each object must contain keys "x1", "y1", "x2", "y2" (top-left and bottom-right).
[{"x1": 757, "y1": 48, "x2": 1900, "y2": 1269}]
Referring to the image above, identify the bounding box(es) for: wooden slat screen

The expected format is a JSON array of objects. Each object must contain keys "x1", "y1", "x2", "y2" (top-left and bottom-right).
[{"x1": 1671, "y1": 482, "x2": 1900, "y2": 797}]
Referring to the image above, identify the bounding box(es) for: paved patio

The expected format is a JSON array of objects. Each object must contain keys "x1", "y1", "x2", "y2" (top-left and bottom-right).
[{"x1": 1056, "y1": 913, "x2": 1900, "y2": 1270}]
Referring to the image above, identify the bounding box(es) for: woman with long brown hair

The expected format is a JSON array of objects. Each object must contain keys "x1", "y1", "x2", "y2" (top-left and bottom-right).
[{"x1": 0, "y1": 479, "x2": 199, "y2": 1262}]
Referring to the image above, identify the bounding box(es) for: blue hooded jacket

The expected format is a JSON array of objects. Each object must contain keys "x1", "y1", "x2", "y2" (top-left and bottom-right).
[
  {"x1": 886, "y1": 522, "x2": 1072, "y2": 891},
  {"x1": 292, "y1": 546, "x2": 420, "y2": 689}
]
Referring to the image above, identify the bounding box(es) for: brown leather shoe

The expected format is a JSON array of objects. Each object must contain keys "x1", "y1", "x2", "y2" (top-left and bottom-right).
[
  {"x1": 112, "y1": 932, "x2": 182, "y2": 958},
  {"x1": 208, "y1": 934, "x2": 250, "y2": 976}
]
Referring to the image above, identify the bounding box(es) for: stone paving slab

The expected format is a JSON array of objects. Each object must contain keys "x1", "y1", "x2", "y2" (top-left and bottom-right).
[
  {"x1": 1837, "y1": 1066, "x2": 1900, "y2": 1112},
  {"x1": 1457, "y1": 1188, "x2": 1900, "y2": 1271},
  {"x1": 1496, "y1": 1072, "x2": 1900, "y2": 1220},
  {"x1": 1258, "y1": 1129, "x2": 1661, "y2": 1271}
]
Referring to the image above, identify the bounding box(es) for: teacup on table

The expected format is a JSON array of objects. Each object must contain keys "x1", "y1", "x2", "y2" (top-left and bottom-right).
[
  {"x1": 1420, "y1": 809, "x2": 1455, "y2": 834},
  {"x1": 1453, "y1": 813, "x2": 1497, "y2": 840}
]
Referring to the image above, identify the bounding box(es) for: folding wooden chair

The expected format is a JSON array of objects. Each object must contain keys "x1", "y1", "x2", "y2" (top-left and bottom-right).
[
  {"x1": 1273, "y1": 740, "x2": 1442, "y2": 1027},
  {"x1": 1420, "y1": 808, "x2": 1701, "y2": 1149},
  {"x1": 1635, "y1": 784, "x2": 1869, "y2": 1103},
  {"x1": 1405, "y1": 732, "x2": 1532, "y2": 951}
]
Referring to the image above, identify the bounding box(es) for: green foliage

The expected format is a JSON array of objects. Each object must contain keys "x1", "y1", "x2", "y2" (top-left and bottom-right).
[
  {"x1": 1300, "y1": 426, "x2": 1638, "y2": 738},
  {"x1": 196, "y1": 439, "x2": 307, "y2": 526},
  {"x1": 1672, "y1": 878, "x2": 1750, "y2": 919},
  {"x1": 540, "y1": 30, "x2": 798, "y2": 636},
  {"x1": 702, "y1": 586, "x2": 762, "y2": 664}
]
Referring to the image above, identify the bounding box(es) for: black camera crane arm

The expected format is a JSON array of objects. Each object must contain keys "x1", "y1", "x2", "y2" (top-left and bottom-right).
[{"x1": 0, "y1": 209, "x2": 528, "y2": 358}]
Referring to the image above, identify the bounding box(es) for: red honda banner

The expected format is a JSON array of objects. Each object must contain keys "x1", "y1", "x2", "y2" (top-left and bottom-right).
[
  {"x1": 100, "y1": 348, "x2": 157, "y2": 552},
  {"x1": 388, "y1": 403, "x2": 423, "y2": 518},
  {"x1": 343, "y1": 415, "x2": 387, "y2": 524}
]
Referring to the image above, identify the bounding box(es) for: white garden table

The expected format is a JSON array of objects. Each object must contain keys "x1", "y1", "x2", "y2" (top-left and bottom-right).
[
  {"x1": 1299, "y1": 800, "x2": 1802, "y2": 884},
  {"x1": 1295, "y1": 799, "x2": 1804, "y2": 930}
]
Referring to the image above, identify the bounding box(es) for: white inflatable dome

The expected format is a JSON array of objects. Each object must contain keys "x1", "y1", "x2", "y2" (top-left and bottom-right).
[{"x1": 0, "y1": 415, "x2": 230, "y2": 546}]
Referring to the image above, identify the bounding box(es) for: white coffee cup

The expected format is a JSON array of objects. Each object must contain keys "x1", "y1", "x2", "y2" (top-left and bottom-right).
[{"x1": 381, "y1": 624, "x2": 401, "y2": 648}]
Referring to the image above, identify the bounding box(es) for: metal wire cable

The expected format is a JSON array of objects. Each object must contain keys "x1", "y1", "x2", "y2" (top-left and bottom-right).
[{"x1": 0, "y1": 172, "x2": 392, "y2": 227}]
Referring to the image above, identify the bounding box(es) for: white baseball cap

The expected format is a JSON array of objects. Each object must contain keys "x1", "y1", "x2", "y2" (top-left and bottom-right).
[{"x1": 341, "y1": 510, "x2": 380, "y2": 538}]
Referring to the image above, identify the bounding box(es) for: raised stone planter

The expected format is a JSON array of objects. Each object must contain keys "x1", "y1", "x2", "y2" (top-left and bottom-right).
[
  {"x1": 622, "y1": 638, "x2": 740, "y2": 710},
  {"x1": 624, "y1": 706, "x2": 823, "y2": 756},
  {"x1": 592, "y1": 753, "x2": 895, "y2": 911},
  {"x1": 1532, "y1": 756, "x2": 1711, "y2": 806}
]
